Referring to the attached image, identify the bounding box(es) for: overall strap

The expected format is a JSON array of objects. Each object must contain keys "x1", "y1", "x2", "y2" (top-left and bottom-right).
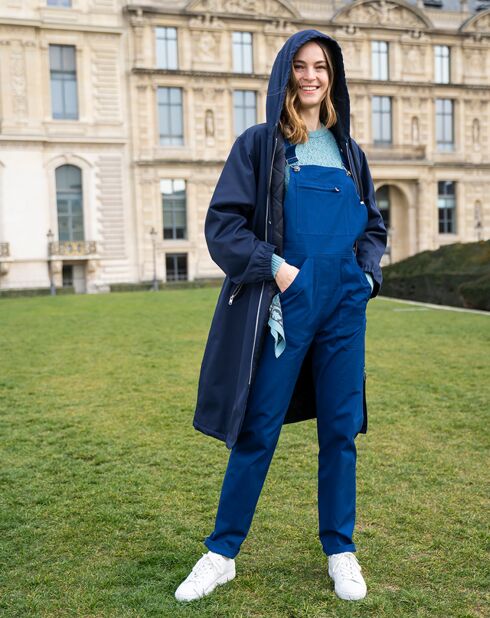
[{"x1": 283, "y1": 137, "x2": 300, "y2": 171}]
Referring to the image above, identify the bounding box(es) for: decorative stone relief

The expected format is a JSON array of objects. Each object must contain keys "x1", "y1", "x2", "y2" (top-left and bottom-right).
[
  {"x1": 265, "y1": 35, "x2": 286, "y2": 72},
  {"x1": 472, "y1": 118, "x2": 480, "y2": 149},
  {"x1": 402, "y1": 44, "x2": 426, "y2": 76},
  {"x1": 341, "y1": 40, "x2": 363, "y2": 74},
  {"x1": 194, "y1": 86, "x2": 227, "y2": 150},
  {"x1": 10, "y1": 42, "x2": 28, "y2": 118},
  {"x1": 411, "y1": 116, "x2": 419, "y2": 145},
  {"x1": 191, "y1": 30, "x2": 221, "y2": 63},
  {"x1": 264, "y1": 20, "x2": 296, "y2": 36},
  {"x1": 205, "y1": 109, "x2": 215, "y2": 137},
  {"x1": 186, "y1": 0, "x2": 296, "y2": 18},
  {"x1": 460, "y1": 11, "x2": 490, "y2": 35},
  {"x1": 334, "y1": 0, "x2": 428, "y2": 29},
  {"x1": 463, "y1": 47, "x2": 487, "y2": 79},
  {"x1": 188, "y1": 13, "x2": 225, "y2": 30}
]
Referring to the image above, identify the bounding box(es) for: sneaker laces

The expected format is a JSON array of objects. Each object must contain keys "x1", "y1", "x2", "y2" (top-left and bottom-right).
[
  {"x1": 187, "y1": 552, "x2": 220, "y2": 583},
  {"x1": 330, "y1": 552, "x2": 363, "y2": 582}
]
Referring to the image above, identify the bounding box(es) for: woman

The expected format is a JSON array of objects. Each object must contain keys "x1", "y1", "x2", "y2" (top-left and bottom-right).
[{"x1": 175, "y1": 29, "x2": 387, "y2": 603}]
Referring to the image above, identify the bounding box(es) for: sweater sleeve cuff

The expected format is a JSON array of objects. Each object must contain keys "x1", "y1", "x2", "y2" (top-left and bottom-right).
[{"x1": 271, "y1": 254, "x2": 286, "y2": 278}]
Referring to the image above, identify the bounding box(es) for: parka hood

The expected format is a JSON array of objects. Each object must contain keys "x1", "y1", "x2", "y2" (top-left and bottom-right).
[{"x1": 266, "y1": 29, "x2": 351, "y2": 142}]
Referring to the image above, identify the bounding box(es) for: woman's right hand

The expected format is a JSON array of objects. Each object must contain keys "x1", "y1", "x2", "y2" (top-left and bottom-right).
[{"x1": 275, "y1": 262, "x2": 300, "y2": 293}]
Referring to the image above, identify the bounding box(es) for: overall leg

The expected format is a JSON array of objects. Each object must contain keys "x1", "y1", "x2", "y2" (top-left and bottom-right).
[
  {"x1": 204, "y1": 284, "x2": 313, "y2": 558},
  {"x1": 312, "y1": 266, "x2": 369, "y2": 557}
]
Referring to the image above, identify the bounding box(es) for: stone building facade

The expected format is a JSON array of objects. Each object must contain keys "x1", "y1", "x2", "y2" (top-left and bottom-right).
[
  {"x1": 0, "y1": 0, "x2": 135, "y2": 292},
  {"x1": 0, "y1": 0, "x2": 489, "y2": 291}
]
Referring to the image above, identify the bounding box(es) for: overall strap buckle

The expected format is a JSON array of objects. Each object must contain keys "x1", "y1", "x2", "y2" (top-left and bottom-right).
[{"x1": 284, "y1": 138, "x2": 300, "y2": 172}]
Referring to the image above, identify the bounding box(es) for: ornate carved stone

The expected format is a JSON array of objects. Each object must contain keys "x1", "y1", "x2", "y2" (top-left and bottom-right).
[
  {"x1": 191, "y1": 30, "x2": 221, "y2": 62},
  {"x1": 186, "y1": 0, "x2": 296, "y2": 18},
  {"x1": 472, "y1": 118, "x2": 480, "y2": 147},
  {"x1": 460, "y1": 10, "x2": 490, "y2": 34},
  {"x1": 205, "y1": 109, "x2": 215, "y2": 137},
  {"x1": 188, "y1": 13, "x2": 225, "y2": 30},
  {"x1": 10, "y1": 43, "x2": 27, "y2": 117},
  {"x1": 49, "y1": 241, "x2": 97, "y2": 257},
  {"x1": 411, "y1": 116, "x2": 419, "y2": 145},
  {"x1": 334, "y1": 0, "x2": 429, "y2": 29},
  {"x1": 264, "y1": 20, "x2": 296, "y2": 35}
]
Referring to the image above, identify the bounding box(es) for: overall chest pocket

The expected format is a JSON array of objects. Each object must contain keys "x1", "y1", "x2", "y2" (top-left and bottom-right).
[{"x1": 296, "y1": 183, "x2": 349, "y2": 236}]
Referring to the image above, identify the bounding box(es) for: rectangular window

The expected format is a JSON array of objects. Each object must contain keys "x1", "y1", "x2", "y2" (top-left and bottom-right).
[
  {"x1": 161, "y1": 179, "x2": 187, "y2": 240},
  {"x1": 156, "y1": 26, "x2": 178, "y2": 69},
  {"x1": 49, "y1": 44, "x2": 78, "y2": 120},
  {"x1": 47, "y1": 0, "x2": 72, "y2": 6},
  {"x1": 434, "y1": 45, "x2": 450, "y2": 83},
  {"x1": 436, "y1": 98, "x2": 454, "y2": 151},
  {"x1": 232, "y1": 32, "x2": 253, "y2": 73},
  {"x1": 158, "y1": 87, "x2": 183, "y2": 145},
  {"x1": 372, "y1": 96, "x2": 392, "y2": 144},
  {"x1": 233, "y1": 90, "x2": 257, "y2": 137},
  {"x1": 166, "y1": 253, "x2": 188, "y2": 281},
  {"x1": 371, "y1": 41, "x2": 389, "y2": 80},
  {"x1": 438, "y1": 181, "x2": 456, "y2": 234}
]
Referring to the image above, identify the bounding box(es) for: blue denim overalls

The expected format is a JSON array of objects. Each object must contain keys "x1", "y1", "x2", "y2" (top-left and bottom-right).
[{"x1": 204, "y1": 137, "x2": 372, "y2": 558}]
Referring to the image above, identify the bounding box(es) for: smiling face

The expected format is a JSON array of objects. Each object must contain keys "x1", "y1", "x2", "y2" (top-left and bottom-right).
[{"x1": 291, "y1": 41, "x2": 330, "y2": 113}]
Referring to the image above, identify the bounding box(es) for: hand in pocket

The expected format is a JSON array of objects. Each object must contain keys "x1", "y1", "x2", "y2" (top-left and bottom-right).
[{"x1": 275, "y1": 262, "x2": 300, "y2": 294}]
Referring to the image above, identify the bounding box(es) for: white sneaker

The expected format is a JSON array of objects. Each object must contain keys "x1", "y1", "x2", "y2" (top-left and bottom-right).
[
  {"x1": 174, "y1": 551, "x2": 236, "y2": 602},
  {"x1": 328, "y1": 551, "x2": 367, "y2": 601}
]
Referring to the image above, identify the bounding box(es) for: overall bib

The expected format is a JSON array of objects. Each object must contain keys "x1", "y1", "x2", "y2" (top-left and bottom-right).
[{"x1": 204, "y1": 138, "x2": 371, "y2": 559}]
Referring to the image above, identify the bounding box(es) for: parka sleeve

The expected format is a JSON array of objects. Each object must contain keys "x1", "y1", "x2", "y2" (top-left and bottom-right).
[
  {"x1": 204, "y1": 133, "x2": 277, "y2": 285},
  {"x1": 355, "y1": 145, "x2": 388, "y2": 298}
]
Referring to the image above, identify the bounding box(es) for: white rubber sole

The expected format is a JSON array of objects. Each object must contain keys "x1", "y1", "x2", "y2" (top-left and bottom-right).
[
  {"x1": 333, "y1": 587, "x2": 367, "y2": 601},
  {"x1": 175, "y1": 569, "x2": 236, "y2": 602}
]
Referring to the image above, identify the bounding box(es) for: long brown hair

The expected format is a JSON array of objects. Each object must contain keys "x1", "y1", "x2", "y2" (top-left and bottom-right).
[{"x1": 279, "y1": 39, "x2": 338, "y2": 144}]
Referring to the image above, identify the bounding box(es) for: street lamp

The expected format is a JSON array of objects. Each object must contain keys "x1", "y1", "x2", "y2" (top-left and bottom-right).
[
  {"x1": 47, "y1": 229, "x2": 56, "y2": 296},
  {"x1": 150, "y1": 226, "x2": 158, "y2": 291}
]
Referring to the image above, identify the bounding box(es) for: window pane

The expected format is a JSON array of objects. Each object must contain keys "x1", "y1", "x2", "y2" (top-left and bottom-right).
[
  {"x1": 233, "y1": 31, "x2": 253, "y2": 73},
  {"x1": 64, "y1": 79, "x2": 78, "y2": 117},
  {"x1": 48, "y1": 0, "x2": 72, "y2": 6},
  {"x1": 56, "y1": 165, "x2": 84, "y2": 241},
  {"x1": 156, "y1": 27, "x2": 178, "y2": 69},
  {"x1": 169, "y1": 87, "x2": 181, "y2": 105},
  {"x1": 51, "y1": 79, "x2": 63, "y2": 117},
  {"x1": 49, "y1": 45, "x2": 61, "y2": 69},
  {"x1": 61, "y1": 45, "x2": 76, "y2": 71},
  {"x1": 50, "y1": 45, "x2": 78, "y2": 119},
  {"x1": 162, "y1": 179, "x2": 187, "y2": 239}
]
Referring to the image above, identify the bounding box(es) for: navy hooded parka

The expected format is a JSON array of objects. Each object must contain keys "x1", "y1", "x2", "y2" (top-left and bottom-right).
[{"x1": 193, "y1": 29, "x2": 387, "y2": 450}]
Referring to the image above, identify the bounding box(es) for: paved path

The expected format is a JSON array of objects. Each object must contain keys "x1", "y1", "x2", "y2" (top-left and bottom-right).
[{"x1": 376, "y1": 295, "x2": 489, "y2": 316}]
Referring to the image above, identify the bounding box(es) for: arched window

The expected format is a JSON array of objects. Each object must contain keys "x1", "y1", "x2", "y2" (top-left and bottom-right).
[
  {"x1": 55, "y1": 165, "x2": 84, "y2": 241},
  {"x1": 375, "y1": 185, "x2": 390, "y2": 231}
]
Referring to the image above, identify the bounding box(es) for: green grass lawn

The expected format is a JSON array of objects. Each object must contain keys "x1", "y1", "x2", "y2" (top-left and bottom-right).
[{"x1": 0, "y1": 290, "x2": 488, "y2": 618}]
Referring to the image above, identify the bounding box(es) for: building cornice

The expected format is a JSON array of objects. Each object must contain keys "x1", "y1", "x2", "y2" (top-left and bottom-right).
[
  {"x1": 0, "y1": 17, "x2": 123, "y2": 35},
  {"x1": 132, "y1": 68, "x2": 490, "y2": 91}
]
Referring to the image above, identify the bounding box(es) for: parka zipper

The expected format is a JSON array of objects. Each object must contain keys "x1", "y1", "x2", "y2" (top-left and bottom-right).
[
  {"x1": 228, "y1": 282, "x2": 243, "y2": 305},
  {"x1": 248, "y1": 130, "x2": 278, "y2": 386}
]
